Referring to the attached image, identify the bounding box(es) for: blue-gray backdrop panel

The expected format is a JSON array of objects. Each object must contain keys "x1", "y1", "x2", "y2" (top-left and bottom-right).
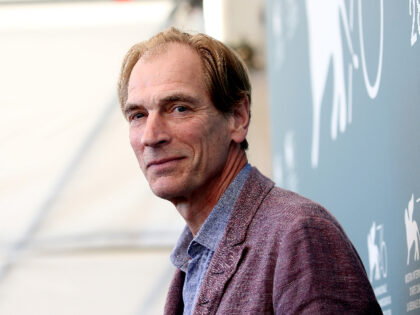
[{"x1": 266, "y1": 1, "x2": 420, "y2": 313}]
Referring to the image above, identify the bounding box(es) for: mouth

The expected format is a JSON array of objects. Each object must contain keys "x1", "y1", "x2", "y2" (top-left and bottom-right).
[{"x1": 146, "y1": 157, "x2": 185, "y2": 169}]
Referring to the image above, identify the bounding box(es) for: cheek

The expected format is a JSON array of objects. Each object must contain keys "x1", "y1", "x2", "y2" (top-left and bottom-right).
[
  {"x1": 208, "y1": 119, "x2": 231, "y2": 146},
  {"x1": 129, "y1": 128, "x2": 143, "y2": 156},
  {"x1": 128, "y1": 130, "x2": 136, "y2": 150},
  {"x1": 197, "y1": 121, "x2": 231, "y2": 162}
]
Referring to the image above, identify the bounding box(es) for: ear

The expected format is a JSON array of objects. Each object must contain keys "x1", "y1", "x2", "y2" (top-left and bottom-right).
[{"x1": 230, "y1": 95, "x2": 250, "y2": 145}]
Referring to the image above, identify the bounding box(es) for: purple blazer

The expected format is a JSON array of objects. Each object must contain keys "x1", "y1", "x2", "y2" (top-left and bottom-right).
[{"x1": 164, "y1": 168, "x2": 382, "y2": 314}]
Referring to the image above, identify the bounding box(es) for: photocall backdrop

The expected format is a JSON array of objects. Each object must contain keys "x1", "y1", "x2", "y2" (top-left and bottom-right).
[{"x1": 266, "y1": 1, "x2": 420, "y2": 314}]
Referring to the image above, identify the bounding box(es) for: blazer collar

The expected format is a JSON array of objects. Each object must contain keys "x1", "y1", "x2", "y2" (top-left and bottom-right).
[{"x1": 224, "y1": 167, "x2": 275, "y2": 246}]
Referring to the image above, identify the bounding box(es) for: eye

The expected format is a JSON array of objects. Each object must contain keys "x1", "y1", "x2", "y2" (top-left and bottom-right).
[
  {"x1": 129, "y1": 112, "x2": 146, "y2": 122},
  {"x1": 174, "y1": 105, "x2": 188, "y2": 113}
]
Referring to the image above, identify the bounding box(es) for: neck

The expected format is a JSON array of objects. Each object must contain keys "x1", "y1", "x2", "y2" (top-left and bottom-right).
[{"x1": 174, "y1": 144, "x2": 248, "y2": 236}]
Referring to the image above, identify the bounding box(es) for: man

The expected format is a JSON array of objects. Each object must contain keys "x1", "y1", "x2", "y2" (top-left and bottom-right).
[{"x1": 118, "y1": 27, "x2": 381, "y2": 314}]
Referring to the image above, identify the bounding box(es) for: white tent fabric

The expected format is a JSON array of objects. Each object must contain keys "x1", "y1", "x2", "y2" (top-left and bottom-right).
[{"x1": 0, "y1": 2, "x2": 183, "y2": 314}]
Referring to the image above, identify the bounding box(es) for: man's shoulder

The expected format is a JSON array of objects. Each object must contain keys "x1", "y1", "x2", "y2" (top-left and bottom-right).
[
  {"x1": 263, "y1": 186, "x2": 337, "y2": 224},
  {"x1": 242, "y1": 167, "x2": 344, "y2": 238},
  {"x1": 244, "y1": 167, "x2": 337, "y2": 221}
]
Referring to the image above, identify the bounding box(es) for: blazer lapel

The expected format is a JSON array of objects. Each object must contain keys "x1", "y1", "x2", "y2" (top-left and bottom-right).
[
  {"x1": 192, "y1": 168, "x2": 275, "y2": 315},
  {"x1": 193, "y1": 243, "x2": 247, "y2": 315}
]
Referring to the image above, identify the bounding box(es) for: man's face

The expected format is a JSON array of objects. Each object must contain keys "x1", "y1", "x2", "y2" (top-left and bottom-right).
[{"x1": 124, "y1": 43, "x2": 234, "y2": 201}]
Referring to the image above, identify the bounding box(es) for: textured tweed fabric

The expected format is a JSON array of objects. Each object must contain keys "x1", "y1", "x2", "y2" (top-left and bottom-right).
[{"x1": 164, "y1": 167, "x2": 382, "y2": 315}]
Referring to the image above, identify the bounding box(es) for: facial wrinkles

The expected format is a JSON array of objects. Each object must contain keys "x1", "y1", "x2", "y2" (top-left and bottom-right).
[
  {"x1": 196, "y1": 113, "x2": 229, "y2": 180},
  {"x1": 127, "y1": 43, "x2": 239, "y2": 207},
  {"x1": 136, "y1": 111, "x2": 194, "y2": 171},
  {"x1": 133, "y1": 109, "x2": 222, "y2": 182},
  {"x1": 138, "y1": 118, "x2": 175, "y2": 168}
]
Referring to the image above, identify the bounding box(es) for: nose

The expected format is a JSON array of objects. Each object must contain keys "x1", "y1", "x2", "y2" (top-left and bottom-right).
[{"x1": 141, "y1": 112, "x2": 170, "y2": 147}]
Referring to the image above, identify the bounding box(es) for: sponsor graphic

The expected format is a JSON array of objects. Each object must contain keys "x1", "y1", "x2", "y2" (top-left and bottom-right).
[
  {"x1": 404, "y1": 194, "x2": 420, "y2": 312},
  {"x1": 368, "y1": 222, "x2": 388, "y2": 281},
  {"x1": 410, "y1": 0, "x2": 420, "y2": 46},
  {"x1": 406, "y1": 194, "x2": 420, "y2": 265},
  {"x1": 367, "y1": 222, "x2": 392, "y2": 313},
  {"x1": 305, "y1": 0, "x2": 383, "y2": 167}
]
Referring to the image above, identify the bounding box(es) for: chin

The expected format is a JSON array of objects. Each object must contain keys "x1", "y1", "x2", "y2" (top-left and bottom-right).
[{"x1": 149, "y1": 180, "x2": 187, "y2": 201}]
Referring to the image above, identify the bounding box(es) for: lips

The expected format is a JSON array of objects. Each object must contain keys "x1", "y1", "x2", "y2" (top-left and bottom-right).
[{"x1": 146, "y1": 157, "x2": 184, "y2": 169}]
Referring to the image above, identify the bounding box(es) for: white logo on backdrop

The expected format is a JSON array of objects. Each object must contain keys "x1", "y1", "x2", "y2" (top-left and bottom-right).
[
  {"x1": 367, "y1": 222, "x2": 388, "y2": 282},
  {"x1": 410, "y1": 0, "x2": 420, "y2": 46},
  {"x1": 405, "y1": 194, "x2": 420, "y2": 265},
  {"x1": 305, "y1": 0, "x2": 383, "y2": 167}
]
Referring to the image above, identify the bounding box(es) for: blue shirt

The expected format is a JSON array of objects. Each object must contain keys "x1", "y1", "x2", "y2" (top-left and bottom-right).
[{"x1": 170, "y1": 164, "x2": 251, "y2": 315}]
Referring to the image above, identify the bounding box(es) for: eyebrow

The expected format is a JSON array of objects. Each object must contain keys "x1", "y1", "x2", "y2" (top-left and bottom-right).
[
  {"x1": 123, "y1": 104, "x2": 142, "y2": 119},
  {"x1": 124, "y1": 93, "x2": 200, "y2": 117},
  {"x1": 159, "y1": 93, "x2": 200, "y2": 106}
]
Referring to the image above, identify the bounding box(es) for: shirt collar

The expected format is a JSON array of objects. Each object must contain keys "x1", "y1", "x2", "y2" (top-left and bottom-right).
[{"x1": 170, "y1": 164, "x2": 252, "y2": 270}]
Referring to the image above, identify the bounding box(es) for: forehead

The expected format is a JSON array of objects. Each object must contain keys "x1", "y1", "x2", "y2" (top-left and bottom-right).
[{"x1": 127, "y1": 43, "x2": 207, "y2": 100}]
